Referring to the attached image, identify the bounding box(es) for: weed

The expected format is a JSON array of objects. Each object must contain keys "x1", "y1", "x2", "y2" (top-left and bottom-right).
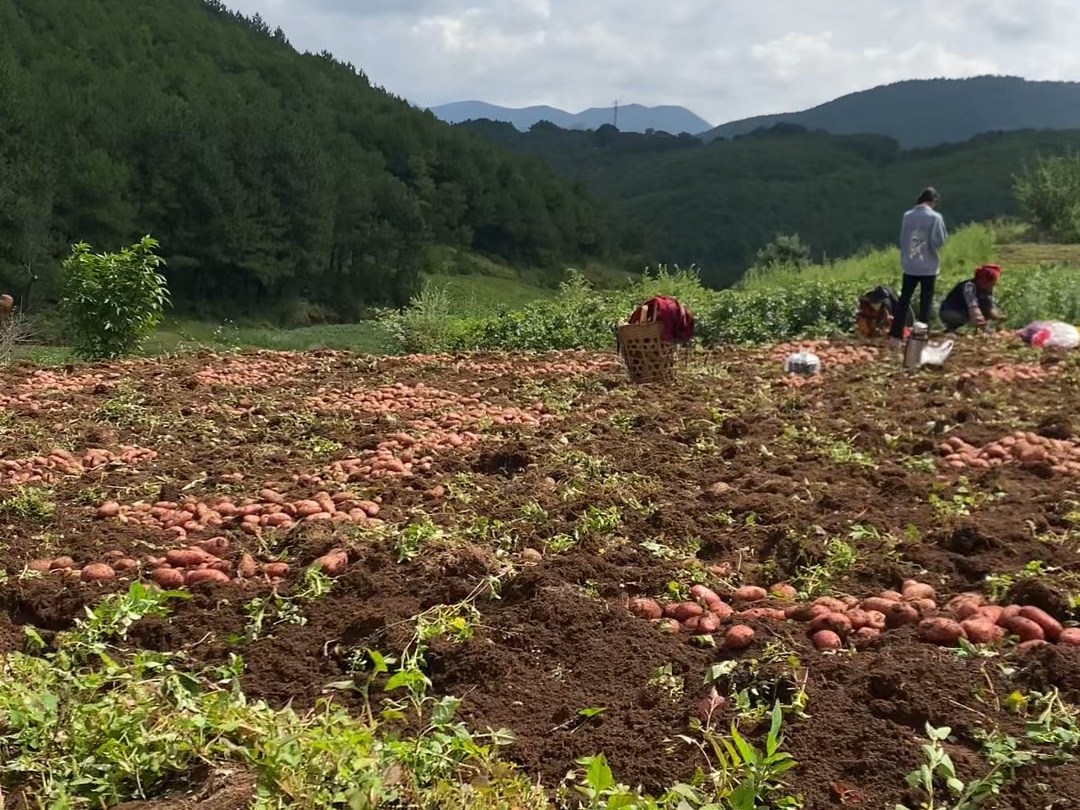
[{"x1": 0, "y1": 486, "x2": 56, "y2": 520}]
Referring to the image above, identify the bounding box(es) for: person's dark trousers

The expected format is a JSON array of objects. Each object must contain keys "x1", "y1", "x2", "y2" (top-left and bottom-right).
[
  {"x1": 889, "y1": 273, "x2": 937, "y2": 339},
  {"x1": 939, "y1": 308, "x2": 968, "y2": 333}
]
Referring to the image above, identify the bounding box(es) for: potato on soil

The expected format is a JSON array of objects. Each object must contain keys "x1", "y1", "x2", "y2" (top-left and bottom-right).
[
  {"x1": 918, "y1": 618, "x2": 966, "y2": 646},
  {"x1": 785, "y1": 603, "x2": 829, "y2": 622},
  {"x1": 732, "y1": 585, "x2": 767, "y2": 603},
  {"x1": 690, "y1": 584, "x2": 724, "y2": 609},
  {"x1": 653, "y1": 618, "x2": 681, "y2": 635},
  {"x1": 845, "y1": 609, "x2": 872, "y2": 630},
  {"x1": 1001, "y1": 615, "x2": 1045, "y2": 643},
  {"x1": 813, "y1": 597, "x2": 847, "y2": 613},
  {"x1": 723, "y1": 625, "x2": 755, "y2": 650},
  {"x1": 885, "y1": 603, "x2": 920, "y2": 628},
  {"x1": 698, "y1": 613, "x2": 721, "y2": 634},
  {"x1": 769, "y1": 583, "x2": 798, "y2": 600},
  {"x1": 195, "y1": 536, "x2": 230, "y2": 556},
  {"x1": 1019, "y1": 639, "x2": 1050, "y2": 653},
  {"x1": 665, "y1": 602, "x2": 704, "y2": 622},
  {"x1": 80, "y1": 563, "x2": 115, "y2": 582},
  {"x1": 961, "y1": 619, "x2": 1004, "y2": 644},
  {"x1": 902, "y1": 580, "x2": 936, "y2": 600},
  {"x1": 50, "y1": 556, "x2": 74, "y2": 570},
  {"x1": 186, "y1": 568, "x2": 230, "y2": 586},
  {"x1": 237, "y1": 553, "x2": 258, "y2": 579},
  {"x1": 28, "y1": 559, "x2": 52, "y2": 573},
  {"x1": 810, "y1": 612, "x2": 852, "y2": 637},
  {"x1": 1057, "y1": 628, "x2": 1080, "y2": 646},
  {"x1": 152, "y1": 568, "x2": 185, "y2": 589},
  {"x1": 860, "y1": 597, "x2": 896, "y2": 615},
  {"x1": 166, "y1": 548, "x2": 214, "y2": 568},
  {"x1": 812, "y1": 630, "x2": 843, "y2": 650},
  {"x1": 629, "y1": 597, "x2": 663, "y2": 621},
  {"x1": 1018, "y1": 606, "x2": 1063, "y2": 641},
  {"x1": 950, "y1": 598, "x2": 983, "y2": 620},
  {"x1": 851, "y1": 627, "x2": 881, "y2": 645},
  {"x1": 312, "y1": 549, "x2": 348, "y2": 576},
  {"x1": 262, "y1": 562, "x2": 289, "y2": 579}
]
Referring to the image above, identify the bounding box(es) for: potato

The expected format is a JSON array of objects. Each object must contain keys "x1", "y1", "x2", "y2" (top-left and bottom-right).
[
  {"x1": 114, "y1": 557, "x2": 138, "y2": 572},
  {"x1": 769, "y1": 583, "x2": 798, "y2": 600},
  {"x1": 723, "y1": 625, "x2": 755, "y2": 650},
  {"x1": 28, "y1": 559, "x2": 52, "y2": 573},
  {"x1": 845, "y1": 609, "x2": 872, "y2": 630},
  {"x1": 978, "y1": 605, "x2": 1004, "y2": 624},
  {"x1": 166, "y1": 548, "x2": 214, "y2": 568},
  {"x1": 237, "y1": 553, "x2": 258, "y2": 579},
  {"x1": 683, "y1": 616, "x2": 701, "y2": 633},
  {"x1": 864, "y1": 610, "x2": 887, "y2": 631},
  {"x1": 50, "y1": 556, "x2": 75, "y2": 570},
  {"x1": 152, "y1": 567, "x2": 185, "y2": 589},
  {"x1": 738, "y1": 607, "x2": 786, "y2": 621},
  {"x1": 1018, "y1": 639, "x2": 1050, "y2": 653},
  {"x1": 711, "y1": 601, "x2": 734, "y2": 620},
  {"x1": 195, "y1": 536, "x2": 230, "y2": 556},
  {"x1": 80, "y1": 563, "x2": 115, "y2": 583},
  {"x1": 860, "y1": 597, "x2": 896, "y2": 615},
  {"x1": 918, "y1": 618, "x2": 966, "y2": 646},
  {"x1": 665, "y1": 602, "x2": 704, "y2": 622},
  {"x1": 812, "y1": 630, "x2": 843, "y2": 650},
  {"x1": 902, "y1": 580, "x2": 936, "y2": 600},
  {"x1": 185, "y1": 569, "x2": 230, "y2": 586},
  {"x1": 312, "y1": 549, "x2": 348, "y2": 576},
  {"x1": 961, "y1": 619, "x2": 1004, "y2": 644},
  {"x1": 97, "y1": 501, "x2": 121, "y2": 518},
  {"x1": 733, "y1": 585, "x2": 767, "y2": 603},
  {"x1": 629, "y1": 597, "x2": 663, "y2": 621},
  {"x1": 1018, "y1": 606, "x2": 1063, "y2": 641},
  {"x1": 950, "y1": 598, "x2": 983, "y2": 620},
  {"x1": 1001, "y1": 615, "x2": 1045, "y2": 643},
  {"x1": 998, "y1": 605, "x2": 1023, "y2": 623},
  {"x1": 908, "y1": 598, "x2": 938, "y2": 616},
  {"x1": 690, "y1": 584, "x2": 724, "y2": 610},
  {"x1": 810, "y1": 612, "x2": 852, "y2": 637},
  {"x1": 851, "y1": 627, "x2": 881, "y2": 646},
  {"x1": 885, "y1": 603, "x2": 920, "y2": 628},
  {"x1": 1056, "y1": 628, "x2": 1080, "y2": 646},
  {"x1": 698, "y1": 612, "x2": 721, "y2": 634},
  {"x1": 785, "y1": 603, "x2": 829, "y2": 622},
  {"x1": 813, "y1": 597, "x2": 848, "y2": 613},
  {"x1": 262, "y1": 562, "x2": 289, "y2": 579},
  {"x1": 879, "y1": 590, "x2": 904, "y2": 602}
]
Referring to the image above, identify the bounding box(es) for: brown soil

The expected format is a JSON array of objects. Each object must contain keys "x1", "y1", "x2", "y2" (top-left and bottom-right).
[{"x1": 2, "y1": 339, "x2": 1080, "y2": 808}]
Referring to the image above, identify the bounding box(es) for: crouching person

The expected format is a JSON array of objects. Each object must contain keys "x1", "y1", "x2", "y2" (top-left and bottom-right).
[{"x1": 939, "y1": 264, "x2": 1006, "y2": 333}]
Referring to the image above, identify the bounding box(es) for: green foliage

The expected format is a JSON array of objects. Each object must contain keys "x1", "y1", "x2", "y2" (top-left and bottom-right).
[
  {"x1": 1013, "y1": 152, "x2": 1080, "y2": 242},
  {"x1": 0, "y1": 0, "x2": 620, "y2": 318},
  {"x1": 750, "y1": 233, "x2": 812, "y2": 275},
  {"x1": 60, "y1": 236, "x2": 170, "y2": 360}
]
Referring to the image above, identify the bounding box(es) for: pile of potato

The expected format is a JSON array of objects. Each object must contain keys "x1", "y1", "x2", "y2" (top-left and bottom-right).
[
  {"x1": 960, "y1": 363, "x2": 1058, "y2": 384},
  {"x1": 391, "y1": 350, "x2": 617, "y2": 376},
  {"x1": 939, "y1": 432, "x2": 1080, "y2": 474},
  {"x1": 96, "y1": 488, "x2": 384, "y2": 542},
  {"x1": 1, "y1": 446, "x2": 158, "y2": 484},
  {"x1": 628, "y1": 579, "x2": 1080, "y2": 651},
  {"x1": 192, "y1": 353, "x2": 320, "y2": 388},
  {"x1": 769, "y1": 340, "x2": 880, "y2": 369}
]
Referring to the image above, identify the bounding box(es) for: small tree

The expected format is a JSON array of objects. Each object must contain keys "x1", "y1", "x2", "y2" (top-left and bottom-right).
[
  {"x1": 1013, "y1": 151, "x2": 1080, "y2": 243},
  {"x1": 61, "y1": 235, "x2": 171, "y2": 360},
  {"x1": 754, "y1": 233, "x2": 812, "y2": 271}
]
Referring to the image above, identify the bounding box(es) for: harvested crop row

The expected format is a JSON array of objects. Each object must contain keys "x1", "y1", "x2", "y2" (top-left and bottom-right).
[
  {"x1": 627, "y1": 579, "x2": 1080, "y2": 651},
  {"x1": 939, "y1": 431, "x2": 1080, "y2": 474},
  {"x1": 0, "y1": 446, "x2": 158, "y2": 484},
  {"x1": 959, "y1": 363, "x2": 1058, "y2": 383},
  {"x1": 388, "y1": 350, "x2": 617, "y2": 377},
  {"x1": 769, "y1": 340, "x2": 880, "y2": 368},
  {"x1": 192, "y1": 354, "x2": 326, "y2": 387},
  {"x1": 96, "y1": 488, "x2": 384, "y2": 542}
]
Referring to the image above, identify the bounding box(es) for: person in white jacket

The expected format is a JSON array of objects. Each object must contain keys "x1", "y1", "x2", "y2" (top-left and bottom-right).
[{"x1": 889, "y1": 187, "x2": 948, "y2": 348}]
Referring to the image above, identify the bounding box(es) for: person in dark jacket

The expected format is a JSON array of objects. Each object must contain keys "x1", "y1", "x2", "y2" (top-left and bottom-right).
[{"x1": 939, "y1": 264, "x2": 1006, "y2": 333}]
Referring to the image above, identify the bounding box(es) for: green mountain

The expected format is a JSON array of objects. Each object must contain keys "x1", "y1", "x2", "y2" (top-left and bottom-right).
[
  {"x1": 429, "y1": 101, "x2": 712, "y2": 136},
  {"x1": 703, "y1": 76, "x2": 1080, "y2": 148},
  {"x1": 0, "y1": 0, "x2": 620, "y2": 319},
  {"x1": 455, "y1": 120, "x2": 1080, "y2": 287}
]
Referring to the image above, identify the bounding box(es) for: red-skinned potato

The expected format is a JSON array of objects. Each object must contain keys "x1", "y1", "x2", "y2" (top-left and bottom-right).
[
  {"x1": 852, "y1": 627, "x2": 881, "y2": 646},
  {"x1": 960, "y1": 619, "x2": 1004, "y2": 644},
  {"x1": 653, "y1": 618, "x2": 681, "y2": 635},
  {"x1": 711, "y1": 602, "x2": 735, "y2": 620},
  {"x1": 629, "y1": 597, "x2": 663, "y2": 621},
  {"x1": 312, "y1": 549, "x2": 348, "y2": 577},
  {"x1": 683, "y1": 616, "x2": 701, "y2": 633},
  {"x1": 50, "y1": 556, "x2": 74, "y2": 570},
  {"x1": 80, "y1": 563, "x2": 115, "y2": 583},
  {"x1": 733, "y1": 586, "x2": 767, "y2": 603},
  {"x1": 698, "y1": 613, "x2": 721, "y2": 634},
  {"x1": 998, "y1": 605, "x2": 1023, "y2": 623},
  {"x1": 908, "y1": 598, "x2": 938, "y2": 616},
  {"x1": 1057, "y1": 628, "x2": 1080, "y2": 646},
  {"x1": 738, "y1": 607, "x2": 786, "y2": 621},
  {"x1": 28, "y1": 559, "x2": 52, "y2": 573},
  {"x1": 886, "y1": 603, "x2": 920, "y2": 628},
  {"x1": 810, "y1": 612, "x2": 852, "y2": 637},
  {"x1": 979, "y1": 605, "x2": 1004, "y2": 624},
  {"x1": 237, "y1": 553, "x2": 258, "y2": 579},
  {"x1": 152, "y1": 567, "x2": 185, "y2": 589},
  {"x1": 724, "y1": 625, "x2": 755, "y2": 650},
  {"x1": 195, "y1": 536, "x2": 230, "y2": 556},
  {"x1": 846, "y1": 609, "x2": 871, "y2": 630},
  {"x1": 770, "y1": 583, "x2": 798, "y2": 600},
  {"x1": 262, "y1": 562, "x2": 289, "y2": 579},
  {"x1": 879, "y1": 590, "x2": 904, "y2": 602},
  {"x1": 166, "y1": 548, "x2": 214, "y2": 568},
  {"x1": 812, "y1": 630, "x2": 843, "y2": 650},
  {"x1": 903, "y1": 580, "x2": 936, "y2": 600},
  {"x1": 690, "y1": 584, "x2": 723, "y2": 610},
  {"x1": 1001, "y1": 615, "x2": 1045, "y2": 643},
  {"x1": 860, "y1": 597, "x2": 896, "y2": 615},
  {"x1": 813, "y1": 597, "x2": 847, "y2": 613},
  {"x1": 665, "y1": 602, "x2": 705, "y2": 622},
  {"x1": 186, "y1": 569, "x2": 230, "y2": 586},
  {"x1": 1018, "y1": 639, "x2": 1050, "y2": 653},
  {"x1": 1018, "y1": 606, "x2": 1063, "y2": 641},
  {"x1": 786, "y1": 603, "x2": 830, "y2": 622},
  {"x1": 864, "y1": 610, "x2": 887, "y2": 631},
  {"x1": 918, "y1": 618, "x2": 966, "y2": 646},
  {"x1": 950, "y1": 599, "x2": 983, "y2": 620}
]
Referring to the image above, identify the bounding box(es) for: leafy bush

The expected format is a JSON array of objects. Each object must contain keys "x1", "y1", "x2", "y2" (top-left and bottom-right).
[
  {"x1": 60, "y1": 236, "x2": 171, "y2": 360},
  {"x1": 1013, "y1": 152, "x2": 1080, "y2": 243}
]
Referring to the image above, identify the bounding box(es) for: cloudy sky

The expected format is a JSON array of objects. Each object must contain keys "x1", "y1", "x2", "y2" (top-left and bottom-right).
[{"x1": 226, "y1": 0, "x2": 1080, "y2": 125}]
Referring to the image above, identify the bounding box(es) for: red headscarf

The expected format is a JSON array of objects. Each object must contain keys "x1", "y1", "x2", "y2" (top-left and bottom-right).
[{"x1": 974, "y1": 264, "x2": 1001, "y2": 288}]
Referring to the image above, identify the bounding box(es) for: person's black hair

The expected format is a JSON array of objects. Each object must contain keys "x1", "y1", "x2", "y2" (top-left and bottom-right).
[{"x1": 917, "y1": 187, "x2": 940, "y2": 204}]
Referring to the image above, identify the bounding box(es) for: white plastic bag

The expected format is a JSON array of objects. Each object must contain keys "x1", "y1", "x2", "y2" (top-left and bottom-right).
[
  {"x1": 920, "y1": 339, "x2": 954, "y2": 367},
  {"x1": 1020, "y1": 321, "x2": 1080, "y2": 350},
  {"x1": 783, "y1": 350, "x2": 821, "y2": 376}
]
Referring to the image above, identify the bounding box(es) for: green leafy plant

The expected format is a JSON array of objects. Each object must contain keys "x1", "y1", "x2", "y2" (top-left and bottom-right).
[{"x1": 60, "y1": 235, "x2": 171, "y2": 360}]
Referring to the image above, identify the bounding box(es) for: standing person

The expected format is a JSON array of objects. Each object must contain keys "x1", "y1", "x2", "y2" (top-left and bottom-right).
[{"x1": 889, "y1": 187, "x2": 948, "y2": 349}]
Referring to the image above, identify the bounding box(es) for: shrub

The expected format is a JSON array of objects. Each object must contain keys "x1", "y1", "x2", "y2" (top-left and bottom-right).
[
  {"x1": 60, "y1": 236, "x2": 171, "y2": 360},
  {"x1": 1013, "y1": 152, "x2": 1080, "y2": 243}
]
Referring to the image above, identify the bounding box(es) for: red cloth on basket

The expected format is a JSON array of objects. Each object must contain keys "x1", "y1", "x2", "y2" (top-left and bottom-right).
[{"x1": 628, "y1": 296, "x2": 695, "y2": 343}]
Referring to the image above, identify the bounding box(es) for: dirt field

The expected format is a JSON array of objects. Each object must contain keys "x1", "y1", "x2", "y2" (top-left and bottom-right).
[{"x1": 1, "y1": 336, "x2": 1079, "y2": 808}]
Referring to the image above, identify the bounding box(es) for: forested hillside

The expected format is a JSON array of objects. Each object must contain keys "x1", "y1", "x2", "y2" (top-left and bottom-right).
[
  {"x1": 457, "y1": 121, "x2": 1080, "y2": 287},
  {"x1": 0, "y1": 0, "x2": 619, "y2": 318},
  {"x1": 703, "y1": 77, "x2": 1080, "y2": 148}
]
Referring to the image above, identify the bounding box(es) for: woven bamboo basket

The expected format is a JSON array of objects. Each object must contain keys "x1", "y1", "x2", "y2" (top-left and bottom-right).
[{"x1": 617, "y1": 308, "x2": 675, "y2": 383}]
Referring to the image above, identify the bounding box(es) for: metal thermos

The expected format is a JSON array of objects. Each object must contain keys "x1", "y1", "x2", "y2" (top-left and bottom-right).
[{"x1": 903, "y1": 321, "x2": 929, "y2": 369}]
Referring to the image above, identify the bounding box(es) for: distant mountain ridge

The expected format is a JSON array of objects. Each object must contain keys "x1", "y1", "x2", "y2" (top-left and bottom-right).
[
  {"x1": 704, "y1": 76, "x2": 1080, "y2": 148},
  {"x1": 428, "y1": 100, "x2": 712, "y2": 135}
]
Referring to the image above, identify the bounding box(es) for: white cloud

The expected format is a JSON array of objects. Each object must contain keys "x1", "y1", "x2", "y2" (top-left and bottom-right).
[{"x1": 224, "y1": 0, "x2": 1080, "y2": 126}]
